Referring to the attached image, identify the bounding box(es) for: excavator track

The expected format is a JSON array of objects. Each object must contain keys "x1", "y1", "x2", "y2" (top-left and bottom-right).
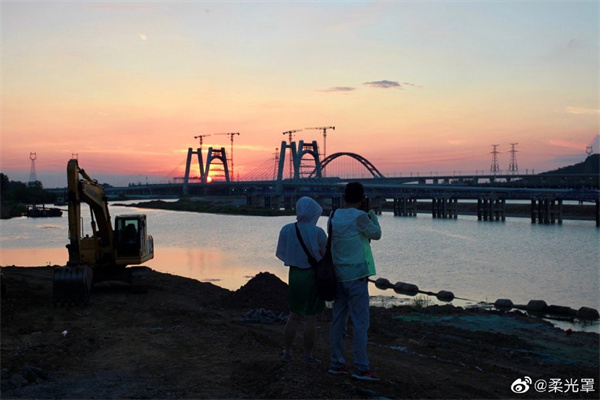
[{"x1": 52, "y1": 266, "x2": 93, "y2": 306}]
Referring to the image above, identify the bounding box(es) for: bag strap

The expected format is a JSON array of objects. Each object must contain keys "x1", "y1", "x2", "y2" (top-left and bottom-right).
[
  {"x1": 326, "y1": 208, "x2": 336, "y2": 250},
  {"x1": 295, "y1": 223, "x2": 318, "y2": 266},
  {"x1": 294, "y1": 208, "x2": 337, "y2": 264}
]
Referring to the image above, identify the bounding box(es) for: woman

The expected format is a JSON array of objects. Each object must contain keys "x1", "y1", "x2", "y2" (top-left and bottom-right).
[{"x1": 276, "y1": 196, "x2": 327, "y2": 363}]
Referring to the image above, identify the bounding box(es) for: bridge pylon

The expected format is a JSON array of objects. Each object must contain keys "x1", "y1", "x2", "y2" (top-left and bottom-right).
[
  {"x1": 277, "y1": 141, "x2": 297, "y2": 183},
  {"x1": 295, "y1": 140, "x2": 322, "y2": 180},
  {"x1": 204, "y1": 147, "x2": 230, "y2": 183},
  {"x1": 276, "y1": 140, "x2": 324, "y2": 192},
  {"x1": 183, "y1": 148, "x2": 204, "y2": 196}
]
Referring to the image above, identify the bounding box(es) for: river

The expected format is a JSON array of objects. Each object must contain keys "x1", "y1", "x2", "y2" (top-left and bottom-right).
[{"x1": 1, "y1": 201, "x2": 598, "y2": 332}]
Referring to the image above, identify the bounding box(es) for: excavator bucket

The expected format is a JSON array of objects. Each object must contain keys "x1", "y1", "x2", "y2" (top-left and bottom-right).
[{"x1": 52, "y1": 266, "x2": 93, "y2": 305}]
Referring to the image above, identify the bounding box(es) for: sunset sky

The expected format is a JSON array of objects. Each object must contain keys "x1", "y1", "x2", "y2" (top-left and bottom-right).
[{"x1": 2, "y1": 1, "x2": 598, "y2": 188}]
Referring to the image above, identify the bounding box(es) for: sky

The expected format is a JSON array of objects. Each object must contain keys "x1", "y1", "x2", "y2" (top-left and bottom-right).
[{"x1": 1, "y1": 0, "x2": 598, "y2": 188}]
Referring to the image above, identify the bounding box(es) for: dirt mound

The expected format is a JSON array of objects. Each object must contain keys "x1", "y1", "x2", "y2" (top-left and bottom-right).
[{"x1": 223, "y1": 271, "x2": 289, "y2": 312}]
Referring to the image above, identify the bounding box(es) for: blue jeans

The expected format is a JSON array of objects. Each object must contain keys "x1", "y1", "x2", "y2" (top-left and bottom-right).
[{"x1": 329, "y1": 278, "x2": 370, "y2": 373}]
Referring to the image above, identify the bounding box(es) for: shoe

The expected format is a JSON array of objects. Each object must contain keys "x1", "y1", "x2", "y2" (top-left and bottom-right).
[
  {"x1": 302, "y1": 356, "x2": 322, "y2": 364},
  {"x1": 351, "y1": 370, "x2": 380, "y2": 381},
  {"x1": 328, "y1": 365, "x2": 350, "y2": 375},
  {"x1": 281, "y1": 352, "x2": 292, "y2": 362}
]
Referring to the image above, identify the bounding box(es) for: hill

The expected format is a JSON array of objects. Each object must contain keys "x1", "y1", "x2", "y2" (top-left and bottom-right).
[{"x1": 541, "y1": 154, "x2": 599, "y2": 175}]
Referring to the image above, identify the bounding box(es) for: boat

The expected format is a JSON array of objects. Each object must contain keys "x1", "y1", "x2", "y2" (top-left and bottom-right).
[{"x1": 27, "y1": 205, "x2": 63, "y2": 218}]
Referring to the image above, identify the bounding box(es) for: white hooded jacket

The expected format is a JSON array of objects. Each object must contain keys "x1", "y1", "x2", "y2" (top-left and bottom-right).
[{"x1": 276, "y1": 197, "x2": 327, "y2": 269}]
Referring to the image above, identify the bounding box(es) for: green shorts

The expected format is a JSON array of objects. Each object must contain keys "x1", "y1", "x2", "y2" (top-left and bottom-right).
[{"x1": 288, "y1": 267, "x2": 325, "y2": 316}]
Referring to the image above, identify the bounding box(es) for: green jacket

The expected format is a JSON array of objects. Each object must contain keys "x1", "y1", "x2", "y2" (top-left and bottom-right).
[{"x1": 330, "y1": 208, "x2": 382, "y2": 282}]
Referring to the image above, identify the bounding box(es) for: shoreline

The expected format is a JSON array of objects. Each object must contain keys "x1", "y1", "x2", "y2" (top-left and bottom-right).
[{"x1": 1, "y1": 266, "x2": 598, "y2": 399}]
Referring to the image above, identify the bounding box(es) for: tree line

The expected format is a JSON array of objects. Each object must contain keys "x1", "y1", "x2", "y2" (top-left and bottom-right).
[{"x1": 0, "y1": 173, "x2": 57, "y2": 219}]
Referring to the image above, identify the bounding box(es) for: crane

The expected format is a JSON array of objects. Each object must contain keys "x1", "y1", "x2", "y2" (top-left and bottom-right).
[
  {"x1": 282, "y1": 129, "x2": 302, "y2": 144},
  {"x1": 193, "y1": 134, "x2": 211, "y2": 149},
  {"x1": 282, "y1": 129, "x2": 302, "y2": 179},
  {"x1": 215, "y1": 132, "x2": 240, "y2": 180},
  {"x1": 305, "y1": 126, "x2": 335, "y2": 160}
]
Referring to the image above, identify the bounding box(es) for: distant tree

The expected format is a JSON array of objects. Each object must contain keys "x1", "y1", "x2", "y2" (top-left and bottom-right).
[
  {"x1": 0, "y1": 173, "x2": 9, "y2": 193},
  {"x1": 0, "y1": 173, "x2": 56, "y2": 207}
]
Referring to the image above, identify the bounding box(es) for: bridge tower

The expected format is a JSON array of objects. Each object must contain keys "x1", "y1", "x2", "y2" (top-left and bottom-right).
[
  {"x1": 276, "y1": 141, "x2": 298, "y2": 189},
  {"x1": 295, "y1": 140, "x2": 322, "y2": 179},
  {"x1": 204, "y1": 147, "x2": 230, "y2": 183},
  {"x1": 183, "y1": 148, "x2": 205, "y2": 195}
]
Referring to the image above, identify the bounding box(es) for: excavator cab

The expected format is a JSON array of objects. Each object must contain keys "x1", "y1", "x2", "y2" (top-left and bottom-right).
[{"x1": 115, "y1": 215, "x2": 154, "y2": 263}]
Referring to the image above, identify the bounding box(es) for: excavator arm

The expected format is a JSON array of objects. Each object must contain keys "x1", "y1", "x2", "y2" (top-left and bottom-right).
[{"x1": 66, "y1": 159, "x2": 115, "y2": 267}]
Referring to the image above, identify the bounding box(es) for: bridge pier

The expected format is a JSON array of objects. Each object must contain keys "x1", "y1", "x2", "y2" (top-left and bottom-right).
[
  {"x1": 246, "y1": 194, "x2": 281, "y2": 210},
  {"x1": 432, "y1": 197, "x2": 457, "y2": 219},
  {"x1": 393, "y1": 197, "x2": 417, "y2": 217},
  {"x1": 368, "y1": 196, "x2": 382, "y2": 215},
  {"x1": 531, "y1": 198, "x2": 562, "y2": 224},
  {"x1": 477, "y1": 197, "x2": 505, "y2": 221}
]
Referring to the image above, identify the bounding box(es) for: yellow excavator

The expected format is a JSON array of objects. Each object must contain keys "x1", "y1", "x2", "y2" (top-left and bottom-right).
[{"x1": 53, "y1": 159, "x2": 154, "y2": 304}]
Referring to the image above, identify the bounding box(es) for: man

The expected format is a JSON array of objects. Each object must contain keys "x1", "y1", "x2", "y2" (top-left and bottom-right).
[{"x1": 328, "y1": 182, "x2": 382, "y2": 381}]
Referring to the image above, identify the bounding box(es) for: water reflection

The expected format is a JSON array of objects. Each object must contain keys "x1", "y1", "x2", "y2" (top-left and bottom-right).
[
  {"x1": 0, "y1": 248, "x2": 66, "y2": 267},
  {"x1": 145, "y1": 247, "x2": 271, "y2": 291}
]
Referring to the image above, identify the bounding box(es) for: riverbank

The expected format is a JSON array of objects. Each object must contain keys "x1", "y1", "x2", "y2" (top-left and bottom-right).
[{"x1": 1, "y1": 266, "x2": 598, "y2": 399}]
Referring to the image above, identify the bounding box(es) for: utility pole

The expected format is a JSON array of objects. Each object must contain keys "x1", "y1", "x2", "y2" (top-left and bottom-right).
[
  {"x1": 490, "y1": 144, "x2": 500, "y2": 175},
  {"x1": 282, "y1": 129, "x2": 302, "y2": 179},
  {"x1": 508, "y1": 143, "x2": 519, "y2": 174},
  {"x1": 214, "y1": 132, "x2": 240, "y2": 180}
]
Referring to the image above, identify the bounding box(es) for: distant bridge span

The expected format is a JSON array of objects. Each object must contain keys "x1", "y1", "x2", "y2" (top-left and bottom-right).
[{"x1": 310, "y1": 152, "x2": 385, "y2": 179}]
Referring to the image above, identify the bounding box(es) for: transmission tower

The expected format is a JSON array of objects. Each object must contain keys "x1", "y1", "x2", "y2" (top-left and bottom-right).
[
  {"x1": 28, "y1": 152, "x2": 37, "y2": 186},
  {"x1": 490, "y1": 145, "x2": 500, "y2": 174},
  {"x1": 508, "y1": 143, "x2": 519, "y2": 173}
]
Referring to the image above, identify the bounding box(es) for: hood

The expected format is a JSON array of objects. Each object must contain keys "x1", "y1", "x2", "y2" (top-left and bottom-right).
[
  {"x1": 295, "y1": 196, "x2": 322, "y2": 225},
  {"x1": 332, "y1": 208, "x2": 363, "y2": 234}
]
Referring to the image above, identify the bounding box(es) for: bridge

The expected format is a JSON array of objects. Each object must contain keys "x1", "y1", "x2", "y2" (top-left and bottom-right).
[{"x1": 50, "y1": 141, "x2": 600, "y2": 226}]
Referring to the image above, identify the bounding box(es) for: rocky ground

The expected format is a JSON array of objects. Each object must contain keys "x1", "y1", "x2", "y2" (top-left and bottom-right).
[{"x1": 1, "y1": 266, "x2": 598, "y2": 399}]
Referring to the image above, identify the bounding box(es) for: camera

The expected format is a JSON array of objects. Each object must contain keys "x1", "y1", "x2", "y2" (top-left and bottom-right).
[{"x1": 360, "y1": 196, "x2": 371, "y2": 212}]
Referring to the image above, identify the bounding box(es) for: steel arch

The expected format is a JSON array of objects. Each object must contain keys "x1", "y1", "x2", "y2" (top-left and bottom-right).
[{"x1": 309, "y1": 152, "x2": 385, "y2": 178}]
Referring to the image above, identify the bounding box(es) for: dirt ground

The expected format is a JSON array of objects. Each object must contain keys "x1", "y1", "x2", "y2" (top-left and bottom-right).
[{"x1": 1, "y1": 266, "x2": 598, "y2": 399}]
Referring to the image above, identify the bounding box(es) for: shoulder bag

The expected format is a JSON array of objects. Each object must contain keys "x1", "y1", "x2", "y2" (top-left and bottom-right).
[{"x1": 294, "y1": 209, "x2": 337, "y2": 301}]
